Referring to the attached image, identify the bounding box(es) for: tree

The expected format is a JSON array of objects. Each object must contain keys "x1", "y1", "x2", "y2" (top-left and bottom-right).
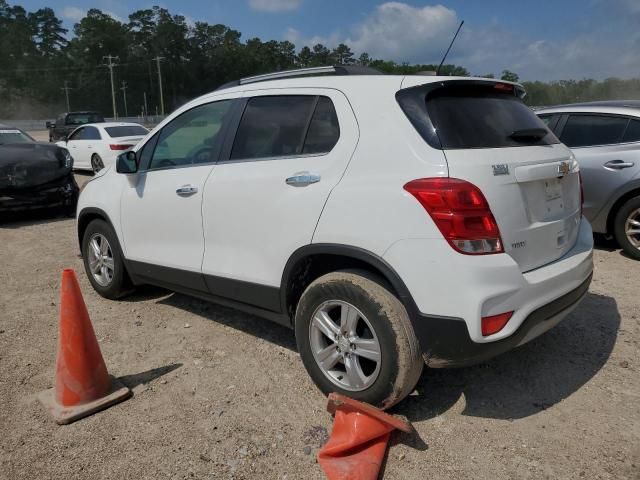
[
  {"x1": 29, "y1": 8, "x2": 67, "y2": 56},
  {"x1": 311, "y1": 43, "x2": 331, "y2": 66},
  {"x1": 501, "y1": 70, "x2": 519, "y2": 82},
  {"x1": 297, "y1": 46, "x2": 313, "y2": 67},
  {"x1": 332, "y1": 43, "x2": 354, "y2": 65},
  {"x1": 357, "y1": 52, "x2": 371, "y2": 66}
]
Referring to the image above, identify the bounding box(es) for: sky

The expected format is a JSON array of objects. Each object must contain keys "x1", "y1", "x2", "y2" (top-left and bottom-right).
[{"x1": 16, "y1": 0, "x2": 640, "y2": 82}]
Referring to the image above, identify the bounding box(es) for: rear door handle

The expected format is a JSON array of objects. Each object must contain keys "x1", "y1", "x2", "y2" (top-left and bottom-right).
[
  {"x1": 176, "y1": 185, "x2": 198, "y2": 196},
  {"x1": 604, "y1": 160, "x2": 635, "y2": 170},
  {"x1": 285, "y1": 172, "x2": 321, "y2": 187}
]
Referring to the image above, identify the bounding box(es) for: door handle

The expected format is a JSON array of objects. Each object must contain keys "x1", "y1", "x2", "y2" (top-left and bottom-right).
[
  {"x1": 604, "y1": 160, "x2": 635, "y2": 170},
  {"x1": 176, "y1": 185, "x2": 198, "y2": 196},
  {"x1": 285, "y1": 172, "x2": 321, "y2": 187}
]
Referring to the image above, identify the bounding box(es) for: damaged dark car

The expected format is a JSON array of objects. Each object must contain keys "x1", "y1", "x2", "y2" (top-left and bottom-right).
[{"x1": 0, "y1": 125, "x2": 79, "y2": 216}]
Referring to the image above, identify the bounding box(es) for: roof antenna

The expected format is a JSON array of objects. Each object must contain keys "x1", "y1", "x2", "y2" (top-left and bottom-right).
[{"x1": 436, "y1": 20, "x2": 464, "y2": 76}]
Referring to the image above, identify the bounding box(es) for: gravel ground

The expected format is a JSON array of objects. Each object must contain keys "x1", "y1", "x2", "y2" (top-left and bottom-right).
[{"x1": 1, "y1": 179, "x2": 638, "y2": 479}]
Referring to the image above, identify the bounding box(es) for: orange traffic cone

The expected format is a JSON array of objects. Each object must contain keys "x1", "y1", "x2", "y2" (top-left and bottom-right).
[
  {"x1": 318, "y1": 393, "x2": 413, "y2": 480},
  {"x1": 37, "y1": 268, "x2": 131, "y2": 424}
]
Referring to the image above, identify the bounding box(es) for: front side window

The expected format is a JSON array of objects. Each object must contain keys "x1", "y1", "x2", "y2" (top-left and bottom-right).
[
  {"x1": 68, "y1": 128, "x2": 85, "y2": 141},
  {"x1": 560, "y1": 115, "x2": 629, "y2": 148},
  {"x1": 149, "y1": 100, "x2": 233, "y2": 169}
]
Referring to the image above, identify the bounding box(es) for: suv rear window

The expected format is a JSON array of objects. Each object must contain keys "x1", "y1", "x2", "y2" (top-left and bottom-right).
[
  {"x1": 425, "y1": 86, "x2": 559, "y2": 149},
  {"x1": 105, "y1": 126, "x2": 148, "y2": 138}
]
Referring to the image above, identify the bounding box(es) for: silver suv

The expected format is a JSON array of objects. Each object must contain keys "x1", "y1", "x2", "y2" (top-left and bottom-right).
[{"x1": 537, "y1": 101, "x2": 640, "y2": 259}]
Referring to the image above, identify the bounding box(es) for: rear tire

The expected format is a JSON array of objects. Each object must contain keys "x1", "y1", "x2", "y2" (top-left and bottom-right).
[
  {"x1": 81, "y1": 219, "x2": 133, "y2": 299},
  {"x1": 91, "y1": 154, "x2": 104, "y2": 174},
  {"x1": 614, "y1": 196, "x2": 640, "y2": 260},
  {"x1": 295, "y1": 270, "x2": 423, "y2": 409}
]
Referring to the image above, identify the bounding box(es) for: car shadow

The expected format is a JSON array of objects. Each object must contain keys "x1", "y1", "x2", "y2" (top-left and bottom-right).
[
  {"x1": 158, "y1": 292, "x2": 297, "y2": 352},
  {"x1": 395, "y1": 292, "x2": 620, "y2": 421},
  {"x1": 0, "y1": 208, "x2": 73, "y2": 228},
  {"x1": 123, "y1": 288, "x2": 618, "y2": 422}
]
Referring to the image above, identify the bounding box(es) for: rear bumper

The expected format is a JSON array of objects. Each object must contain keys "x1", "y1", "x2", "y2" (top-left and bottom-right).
[
  {"x1": 383, "y1": 216, "x2": 594, "y2": 367},
  {"x1": 0, "y1": 174, "x2": 78, "y2": 212},
  {"x1": 416, "y1": 273, "x2": 591, "y2": 367}
]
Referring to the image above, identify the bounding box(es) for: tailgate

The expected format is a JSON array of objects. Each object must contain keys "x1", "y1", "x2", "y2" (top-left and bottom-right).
[{"x1": 445, "y1": 146, "x2": 581, "y2": 272}]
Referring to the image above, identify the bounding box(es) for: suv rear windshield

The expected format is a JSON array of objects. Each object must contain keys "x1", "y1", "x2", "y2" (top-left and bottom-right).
[
  {"x1": 0, "y1": 129, "x2": 34, "y2": 144},
  {"x1": 426, "y1": 86, "x2": 559, "y2": 149},
  {"x1": 105, "y1": 126, "x2": 148, "y2": 138},
  {"x1": 397, "y1": 82, "x2": 559, "y2": 150}
]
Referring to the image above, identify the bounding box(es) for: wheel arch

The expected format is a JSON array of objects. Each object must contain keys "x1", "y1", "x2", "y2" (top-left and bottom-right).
[
  {"x1": 77, "y1": 207, "x2": 116, "y2": 253},
  {"x1": 280, "y1": 244, "x2": 420, "y2": 324},
  {"x1": 606, "y1": 186, "x2": 640, "y2": 235}
]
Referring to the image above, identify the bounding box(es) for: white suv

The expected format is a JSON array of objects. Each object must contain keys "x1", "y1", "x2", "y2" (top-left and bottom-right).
[{"x1": 77, "y1": 66, "x2": 594, "y2": 408}]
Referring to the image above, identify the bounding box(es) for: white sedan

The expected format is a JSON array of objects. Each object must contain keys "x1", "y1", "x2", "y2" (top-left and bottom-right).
[{"x1": 57, "y1": 122, "x2": 149, "y2": 173}]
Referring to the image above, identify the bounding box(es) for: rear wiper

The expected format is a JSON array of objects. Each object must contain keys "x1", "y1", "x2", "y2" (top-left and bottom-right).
[{"x1": 509, "y1": 128, "x2": 548, "y2": 141}]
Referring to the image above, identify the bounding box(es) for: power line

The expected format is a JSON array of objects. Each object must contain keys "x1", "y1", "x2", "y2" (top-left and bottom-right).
[
  {"x1": 61, "y1": 81, "x2": 73, "y2": 111},
  {"x1": 154, "y1": 56, "x2": 165, "y2": 116},
  {"x1": 120, "y1": 81, "x2": 128, "y2": 117},
  {"x1": 102, "y1": 55, "x2": 120, "y2": 119}
]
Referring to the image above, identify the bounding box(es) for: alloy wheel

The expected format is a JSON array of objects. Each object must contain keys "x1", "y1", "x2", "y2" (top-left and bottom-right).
[
  {"x1": 87, "y1": 233, "x2": 114, "y2": 286},
  {"x1": 309, "y1": 300, "x2": 381, "y2": 391},
  {"x1": 625, "y1": 207, "x2": 640, "y2": 249}
]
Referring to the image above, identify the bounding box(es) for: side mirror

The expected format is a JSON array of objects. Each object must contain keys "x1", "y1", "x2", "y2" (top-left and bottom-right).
[
  {"x1": 116, "y1": 150, "x2": 138, "y2": 174},
  {"x1": 46, "y1": 121, "x2": 54, "y2": 129}
]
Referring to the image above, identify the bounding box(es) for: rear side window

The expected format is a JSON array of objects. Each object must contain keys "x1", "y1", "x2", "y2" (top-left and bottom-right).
[
  {"x1": 622, "y1": 119, "x2": 640, "y2": 143},
  {"x1": 83, "y1": 126, "x2": 101, "y2": 140},
  {"x1": 231, "y1": 95, "x2": 339, "y2": 160},
  {"x1": 105, "y1": 126, "x2": 148, "y2": 137},
  {"x1": 425, "y1": 86, "x2": 558, "y2": 149},
  {"x1": 560, "y1": 115, "x2": 628, "y2": 148},
  {"x1": 303, "y1": 97, "x2": 340, "y2": 154}
]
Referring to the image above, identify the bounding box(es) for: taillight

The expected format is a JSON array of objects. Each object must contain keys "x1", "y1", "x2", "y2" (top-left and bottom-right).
[
  {"x1": 481, "y1": 311, "x2": 513, "y2": 336},
  {"x1": 404, "y1": 178, "x2": 504, "y2": 254},
  {"x1": 110, "y1": 144, "x2": 133, "y2": 151}
]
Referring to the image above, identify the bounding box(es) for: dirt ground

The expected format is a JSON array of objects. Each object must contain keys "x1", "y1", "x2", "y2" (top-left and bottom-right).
[{"x1": 1, "y1": 175, "x2": 638, "y2": 479}]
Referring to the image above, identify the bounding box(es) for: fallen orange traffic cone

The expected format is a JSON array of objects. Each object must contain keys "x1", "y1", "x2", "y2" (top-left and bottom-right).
[
  {"x1": 37, "y1": 268, "x2": 131, "y2": 424},
  {"x1": 318, "y1": 393, "x2": 413, "y2": 480}
]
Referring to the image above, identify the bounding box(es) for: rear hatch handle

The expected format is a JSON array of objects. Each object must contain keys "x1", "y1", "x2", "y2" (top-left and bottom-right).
[{"x1": 604, "y1": 159, "x2": 635, "y2": 170}]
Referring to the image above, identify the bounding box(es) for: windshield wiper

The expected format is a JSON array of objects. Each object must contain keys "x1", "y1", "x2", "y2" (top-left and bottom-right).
[{"x1": 509, "y1": 128, "x2": 548, "y2": 141}]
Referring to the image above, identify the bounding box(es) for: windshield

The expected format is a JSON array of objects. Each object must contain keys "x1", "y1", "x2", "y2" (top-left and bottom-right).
[
  {"x1": 67, "y1": 113, "x2": 104, "y2": 125},
  {"x1": 0, "y1": 128, "x2": 35, "y2": 144},
  {"x1": 426, "y1": 85, "x2": 560, "y2": 149},
  {"x1": 105, "y1": 126, "x2": 148, "y2": 138}
]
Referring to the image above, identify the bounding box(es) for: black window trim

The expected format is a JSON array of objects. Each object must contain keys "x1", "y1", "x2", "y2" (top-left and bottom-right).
[
  {"x1": 556, "y1": 112, "x2": 638, "y2": 149},
  {"x1": 220, "y1": 93, "x2": 340, "y2": 164},
  {"x1": 138, "y1": 97, "x2": 242, "y2": 173}
]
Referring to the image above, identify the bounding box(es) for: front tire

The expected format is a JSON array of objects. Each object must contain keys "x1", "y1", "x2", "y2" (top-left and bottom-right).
[
  {"x1": 81, "y1": 219, "x2": 133, "y2": 299},
  {"x1": 614, "y1": 196, "x2": 640, "y2": 260},
  {"x1": 295, "y1": 270, "x2": 423, "y2": 409}
]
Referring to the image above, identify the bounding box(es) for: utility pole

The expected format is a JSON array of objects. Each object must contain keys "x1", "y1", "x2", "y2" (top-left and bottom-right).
[
  {"x1": 120, "y1": 80, "x2": 128, "y2": 117},
  {"x1": 61, "y1": 81, "x2": 72, "y2": 111},
  {"x1": 154, "y1": 56, "x2": 165, "y2": 116},
  {"x1": 102, "y1": 55, "x2": 120, "y2": 119},
  {"x1": 143, "y1": 92, "x2": 148, "y2": 119}
]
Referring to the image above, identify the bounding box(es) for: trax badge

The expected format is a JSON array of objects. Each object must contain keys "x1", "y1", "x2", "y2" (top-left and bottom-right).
[
  {"x1": 492, "y1": 164, "x2": 509, "y2": 176},
  {"x1": 558, "y1": 161, "x2": 571, "y2": 176}
]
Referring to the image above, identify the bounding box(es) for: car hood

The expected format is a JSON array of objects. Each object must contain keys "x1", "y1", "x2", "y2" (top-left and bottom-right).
[{"x1": 0, "y1": 142, "x2": 72, "y2": 190}]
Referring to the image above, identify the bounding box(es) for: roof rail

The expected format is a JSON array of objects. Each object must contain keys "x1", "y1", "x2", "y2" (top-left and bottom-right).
[{"x1": 216, "y1": 65, "x2": 383, "y2": 91}]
